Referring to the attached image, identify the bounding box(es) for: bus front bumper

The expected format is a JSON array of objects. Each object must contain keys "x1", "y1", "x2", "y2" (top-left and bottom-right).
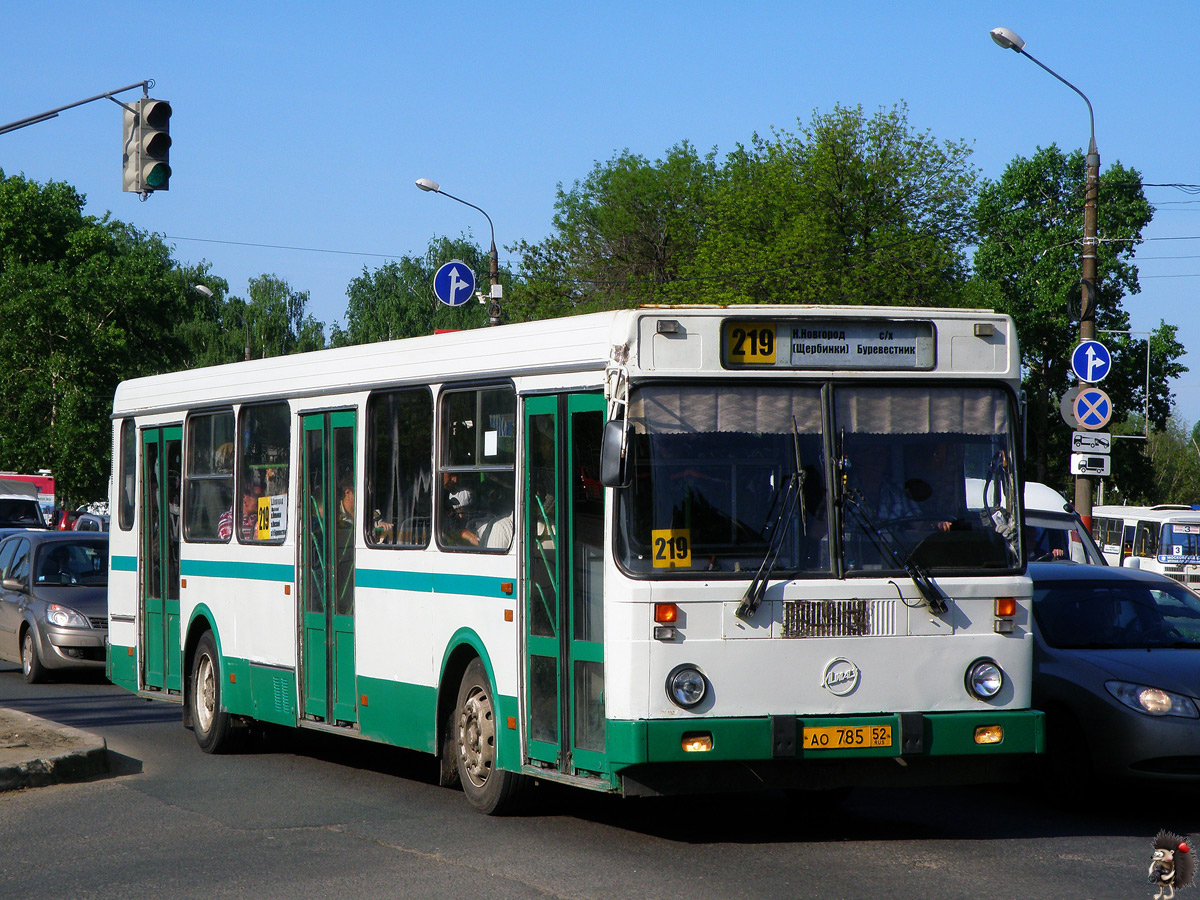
[{"x1": 607, "y1": 710, "x2": 1044, "y2": 797}]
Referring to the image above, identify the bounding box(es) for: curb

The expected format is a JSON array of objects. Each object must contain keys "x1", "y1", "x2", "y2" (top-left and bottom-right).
[{"x1": 0, "y1": 708, "x2": 110, "y2": 792}]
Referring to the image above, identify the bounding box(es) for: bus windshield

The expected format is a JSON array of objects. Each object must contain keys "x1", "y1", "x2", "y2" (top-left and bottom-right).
[
  {"x1": 1159, "y1": 522, "x2": 1200, "y2": 564},
  {"x1": 615, "y1": 383, "x2": 1020, "y2": 577}
]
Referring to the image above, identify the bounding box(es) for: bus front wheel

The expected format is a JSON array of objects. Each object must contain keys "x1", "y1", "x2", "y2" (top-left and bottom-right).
[
  {"x1": 190, "y1": 631, "x2": 239, "y2": 754},
  {"x1": 455, "y1": 658, "x2": 527, "y2": 814}
]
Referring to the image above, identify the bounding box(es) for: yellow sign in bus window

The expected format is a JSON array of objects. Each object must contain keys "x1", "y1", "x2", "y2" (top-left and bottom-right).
[
  {"x1": 652, "y1": 528, "x2": 692, "y2": 568},
  {"x1": 256, "y1": 496, "x2": 273, "y2": 541},
  {"x1": 725, "y1": 322, "x2": 777, "y2": 366}
]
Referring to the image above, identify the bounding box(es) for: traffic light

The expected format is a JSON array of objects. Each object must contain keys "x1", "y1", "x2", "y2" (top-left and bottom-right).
[{"x1": 122, "y1": 98, "x2": 171, "y2": 193}]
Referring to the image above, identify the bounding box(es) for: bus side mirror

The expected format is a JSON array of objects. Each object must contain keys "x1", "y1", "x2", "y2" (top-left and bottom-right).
[{"x1": 600, "y1": 420, "x2": 632, "y2": 488}]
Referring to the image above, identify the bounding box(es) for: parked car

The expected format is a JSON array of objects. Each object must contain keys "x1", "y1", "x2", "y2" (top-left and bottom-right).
[
  {"x1": 71, "y1": 513, "x2": 109, "y2": 532},
  {"x1": 0, "y1": 531, "x2": 108, "y2": 682},
  {"x1": 1030, "y1": 561, "x2": 1200, "y2": 781}
]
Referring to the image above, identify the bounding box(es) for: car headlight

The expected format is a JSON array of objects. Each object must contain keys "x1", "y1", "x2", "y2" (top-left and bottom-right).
[
  {"x1": 665, "y1": 664, "x2": 707, "y2": 709},
  {"x1": 965, "y1": 658, "x2": 1004, "y2": 699},
  {"x1": 45, "y1": 603, "x2": 89, "y2": 628},
  {"x1": 1106, "y1": 681, "x2": 1200, "y2": 718}
]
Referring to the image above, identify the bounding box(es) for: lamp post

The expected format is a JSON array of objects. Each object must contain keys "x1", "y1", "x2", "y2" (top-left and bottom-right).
[
  {"x1": 415, "y1": 178, "x2": 502, "y2": 326},
  {"x1": 990, "y1": 26, "x2": 1101, "y2": 527}
]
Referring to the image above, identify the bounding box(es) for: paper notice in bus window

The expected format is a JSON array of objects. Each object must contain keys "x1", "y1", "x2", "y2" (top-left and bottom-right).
[
  {"x1": 257, "y1": 495, "x2": 287, "y2": 540},
  {"x1": 485, "y1": 430, "x2": 498, "y2": 457},
  {"x1": 652, "y1": 528, "x2": 692, "y2": 568}
]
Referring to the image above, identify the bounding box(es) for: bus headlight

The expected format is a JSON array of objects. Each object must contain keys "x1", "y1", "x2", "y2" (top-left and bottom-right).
[
  {"x1": 666, "y1": 664, "x2": 707, "y2": 709},
  {"x1": 965, "y1": 658, "x2": 1004, "y2": 700}
]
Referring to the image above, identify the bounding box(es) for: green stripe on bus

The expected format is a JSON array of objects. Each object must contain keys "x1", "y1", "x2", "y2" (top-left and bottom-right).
[
  {"x1": 356, "y1": 568, "x2": 512, "y2": 597},
  {"x1": 111, "y1": 555, "x2": 137, "y2": 572},
  {"x1": 180, "y1": 559, "x2": 296, "y2": 582},
  {"x1": 355, "y1": 569, "x2": 435, "y2": 592}
]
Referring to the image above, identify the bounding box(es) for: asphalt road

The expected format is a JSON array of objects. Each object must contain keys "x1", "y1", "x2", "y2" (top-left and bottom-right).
[{"x1": 0, "y1": 662, "x2": 1192, "y2": 900}]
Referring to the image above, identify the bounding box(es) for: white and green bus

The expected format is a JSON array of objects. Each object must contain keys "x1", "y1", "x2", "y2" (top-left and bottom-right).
[
  {"x1": 107, "y1": 305, "x2": 1042, "y2": 813},
  {"x1": 1091, "y1": 504, "x2": 1200, "y2": 585}
]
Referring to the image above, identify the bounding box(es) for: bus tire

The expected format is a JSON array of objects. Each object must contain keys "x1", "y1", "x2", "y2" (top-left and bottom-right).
[
  {"x1": 190, "y1": 631, "x2": 240, "y2": 754},
  {"x1": 455, "y1": 658, "x2": 527, "y2": 815}
]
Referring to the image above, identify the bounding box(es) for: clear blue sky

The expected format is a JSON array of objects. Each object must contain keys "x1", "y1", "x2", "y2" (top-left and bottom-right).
[{"x1": 4, "y1": 2, "x2": 1199, "y2": 425}]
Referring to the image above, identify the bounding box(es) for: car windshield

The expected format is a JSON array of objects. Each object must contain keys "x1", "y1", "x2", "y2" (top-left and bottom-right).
[
  {"x1": 1033, "y1": 578, "x2": 1200, "y2": 649},
  {"x1": 33, "y1": 540, "x2": 108, "y2": 587},
  {"x1": 1025, "y1": 512, "x2": 1106, "y2": 565},
  {"x1": 614, "y1": 382, "x2": 1021, "y2": 576},
  {"x1": 0, "y1": 498, "x2": 45, "y2": 527}
]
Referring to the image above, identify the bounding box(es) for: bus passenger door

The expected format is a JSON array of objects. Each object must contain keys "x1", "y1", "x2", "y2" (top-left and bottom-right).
[
  {"x1": 522, "y1": 393, "x2": 607, "y2": 776},
  {"x1": 299, "y1": 411, "x2": 358, "y2": 726},
  {"x1": 140, "y1": 426, "x2": 182, "y2": 693}
]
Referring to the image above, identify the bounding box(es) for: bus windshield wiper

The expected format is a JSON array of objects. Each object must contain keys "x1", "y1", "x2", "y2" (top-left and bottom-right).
[
  {"x1": 736, "y1": 471, "x2": 801, "y2": 620},
  {"x1": 840, "y1": 489, "x2": 948, "y2": 615},
  {"x1": 736, "y1": 418, "x2": 806, "y2": 621}
]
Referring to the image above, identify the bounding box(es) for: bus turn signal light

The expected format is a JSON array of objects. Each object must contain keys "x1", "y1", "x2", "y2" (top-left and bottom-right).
[
  {"x1": 682, "y1": 733, "x2": 713, "y2": 752},
  {"x1": 995, "y1": 597, "x2": 1016, "y2": 617},
  {"x1": 655, "y1": 603, "x2": 678, "y2": 624}
]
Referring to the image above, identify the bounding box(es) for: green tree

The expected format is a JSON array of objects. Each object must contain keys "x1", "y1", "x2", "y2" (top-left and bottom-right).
[
  {"x1": 691, "y1": 104, "x2": 977, "y2": 307},
  {"x1": 174, "y1": 264, "x2": 241, "y2": 368},
  {"x1": 510, "y1": 142, "x2": 717, "y2": 317},
  {"x1": 336, "y1": 236, "x2": 493, "y2": 345},
  {"x1": 0, "y1": 171, "x2": 198, "y2": 505},
  {"x1": 512, "y1": 105, "x2": 978, "y2": 314},
  {"x1": 243, "y1": 274, "x2": 325, "y2": 359},
  {"x1": 971, "y1": 145, "x2": 1183, "y2": 486},
  {"x1": 1113, "y1": 416, "x2": 1200, "y2": 505}
]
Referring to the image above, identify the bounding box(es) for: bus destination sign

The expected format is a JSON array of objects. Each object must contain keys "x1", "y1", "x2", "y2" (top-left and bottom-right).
[{"x1": 724, "y1": 319, "x2": 935, "y2": 370}]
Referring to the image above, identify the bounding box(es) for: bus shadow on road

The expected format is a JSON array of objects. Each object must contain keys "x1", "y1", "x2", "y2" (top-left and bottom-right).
[
  {"x1": 243, "y1": 723, "x2": 443, "y2": 787},
  {"x1": 530, "y1": 780, "x2": 1190, "y2": 844}
]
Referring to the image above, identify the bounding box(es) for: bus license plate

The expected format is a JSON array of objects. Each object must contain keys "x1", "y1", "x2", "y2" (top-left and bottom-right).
[{"x1": 803, "y1": 725, "x2": 892, "y2": 750}]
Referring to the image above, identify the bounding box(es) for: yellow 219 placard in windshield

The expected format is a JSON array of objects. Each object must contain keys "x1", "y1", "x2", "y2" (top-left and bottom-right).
[{"x1": 652, "y1": 528, "x2": 692, "y2": 568}]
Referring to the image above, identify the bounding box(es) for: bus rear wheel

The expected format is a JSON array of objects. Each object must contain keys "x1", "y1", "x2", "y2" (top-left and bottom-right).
[
  {"x1": 455, "y1": 658, "x2": 527, "y2": 814},
  {"x1": 190, "y1": 631, "x2": 240, "y2": 754}
]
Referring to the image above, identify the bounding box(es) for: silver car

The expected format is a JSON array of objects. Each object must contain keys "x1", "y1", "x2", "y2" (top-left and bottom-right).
[
  {"x1": 0, "y1": 532, "x2": 108, "y2": 682},
  {"x1": 1031, "y1": 561, "x2": 1200, "y2": 780}
]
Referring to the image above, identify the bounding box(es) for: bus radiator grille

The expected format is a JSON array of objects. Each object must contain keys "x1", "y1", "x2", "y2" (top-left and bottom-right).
[{"x1": 782, "y1": 598, "x2": 895, "y2": 638}]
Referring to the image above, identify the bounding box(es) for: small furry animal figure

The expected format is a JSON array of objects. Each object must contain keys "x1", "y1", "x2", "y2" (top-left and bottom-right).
[{"x1": 1150, "y1": 830, "x2": 1196, "y2": 900}]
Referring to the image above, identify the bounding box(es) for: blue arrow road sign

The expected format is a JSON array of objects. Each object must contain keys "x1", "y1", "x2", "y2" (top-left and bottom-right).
[
  {"x1": 433, "y1": 260, "x2": 476, "y2": 307},
  {"x1": 1070, "y1": 339, "x2": 1111, "y2": 383},
  {"x1": 1073, "y1": 387, "x2": 1113, "y2": 430}
]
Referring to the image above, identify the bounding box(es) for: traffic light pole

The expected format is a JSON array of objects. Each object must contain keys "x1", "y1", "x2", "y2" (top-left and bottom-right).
[{"x1": 0, "y1": 80, "x2": 152, "y2": 136}]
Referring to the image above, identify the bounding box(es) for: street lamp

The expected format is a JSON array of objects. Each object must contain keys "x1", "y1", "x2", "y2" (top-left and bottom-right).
[
  {"x1": 415, "y1": 178, "x2": 502, "y2": 326},
  {"x1": 990, "y1": 26, "x2": 1101, "y2": 527}
]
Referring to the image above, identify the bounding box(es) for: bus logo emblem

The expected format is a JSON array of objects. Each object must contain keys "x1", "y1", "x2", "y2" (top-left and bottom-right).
[{"x1": 821, "y1": 657, "x2": 860, "y2": 696}]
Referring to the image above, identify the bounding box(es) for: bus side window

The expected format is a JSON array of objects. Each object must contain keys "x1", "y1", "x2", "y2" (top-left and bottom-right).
[
  {"x1": 1118, "y1": 524, "x2": 1132, "y2": 562},
  {"x1": 1134, "y1": 521, "x2": 1157, "y2": 559},
  {"x1": 438, "y1": 385, "x2": 516, "y2": 552},
  {"x1": 238, "y1": 402, "x2": 290, "y2": 543},
  {"x1": 366, "y1": 388, "x2": 433, "y2": 548},
  {"x1": 184, "y1": 410, "x2": 235, "y2": 542},
  {"x1": 118, "y1": 418, "x2": 137, "y2": 531}
]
